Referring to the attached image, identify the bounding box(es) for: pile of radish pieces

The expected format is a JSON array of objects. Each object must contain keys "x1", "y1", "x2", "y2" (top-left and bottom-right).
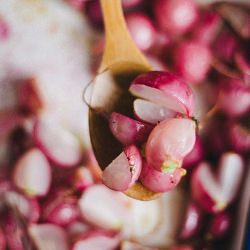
[{"x1": 0, "y1": 0, "x2": 249, "y2": 249}]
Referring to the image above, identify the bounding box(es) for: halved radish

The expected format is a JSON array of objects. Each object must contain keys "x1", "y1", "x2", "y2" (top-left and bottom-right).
[
  {"x1": 13, "y1": 148, "x2": 51, "y2": 197},
  {"x1": 129, "y1": 71, "x2": 194, "y2": 117},
  {"x1": 146, "y1": 118, "x2": 196, "y2": 172},
  {"x1": 72, "y1": 230, "x2": 120, "y2": 250},
  {"x1": 78, "y1": 185, "x2": 129, "y2": 230},
  {"x1": 28, "y1": 224, "x2": 69, "y2": 250},
  {"x1": 133, "y1": 99, "x2": 177, "y2": 124},
  {"x1": 109, "y1": 112, "x2": 153, "y2": 145},
  {"x1": 191, "y1": 153, "x2": 244, "y2": 213},
  {"x1": 33, "y1": 114, "x2": 82, "y2": 168},
  {"x1": 140, "y1": 161, "x2": 185, "y2": 193},
  {"x1": 102, "y1": 145, "x2": 142, "y2": 191}
]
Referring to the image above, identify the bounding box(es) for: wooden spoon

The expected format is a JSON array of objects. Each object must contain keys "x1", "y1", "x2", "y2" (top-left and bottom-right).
[{"x1": 87, "y1": 0, "x2": 159, "y2": 201}]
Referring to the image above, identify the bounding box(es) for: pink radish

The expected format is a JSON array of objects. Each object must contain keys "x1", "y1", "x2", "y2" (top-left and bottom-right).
[
  {"x1": 28, "y1": 224, "x2": 69, "y2": 250},
  {"x1": 72, "y1": 230, "x2": 120, "y2": 250},
  {"x1": 179, "y1": 201, "x2": 203, "y2": 239},
  {"x1": 146, "y1": 118, "x2": 196, "y2": 172},
  {"x1": 109, "y1": 112, "x2": 153, "y2": 146},
  {"x1": 33, "y1": 115, "x2": 82, "y2": 168},
  {"x1": 129, "y1": 71, "x2": 194, "y2": 116},
  {"x1": 13, "y1": 148, "x2": 51, "y2": 197},
  {"x1": 78, "y1": 185, "x2": 129, "y2": 230},
  {"x1": 140, "y1": 161, "x2": 185, "y2": 193},
  {"x1": 154, "y1": 0, "x2": 198, "y2": 36},
  {"x1": 191, "y1": 153, "x2": 244, "y2": 213},
  {"x1": 102, "y1": 145, "x2": 142, "y2": 191},
  {"x1": 72, "y1": 166, "x2": 94, "y2": 191},
  {"x1": 134, "y1": 99, "x2": 177, "y2": 124}
]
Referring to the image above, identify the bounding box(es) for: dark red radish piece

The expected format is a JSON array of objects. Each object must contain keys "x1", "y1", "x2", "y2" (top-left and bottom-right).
[
  {"x1": 18, "y1": 78, "x2": 43, "y2": 115},
  {"x1": 33, "y1": 115, "x2": 82, "y2": 168},
  {"x1": 140, "y1": 161, "x2": 185, "y2": 193},
  {"x1": 126, "y1": 12, "x2": 156, "y2": 52},
  {"x1": 109, "y1": 112, "x2": 153, "y2": 146},
  {"x1": 13, "y1": 148, "x2": 51, "y2": 197},
  {"x1": 207, "y1": 211, "x2": 231, "y2": 238},
  {"x1": 146, "y1": 118, "x2": 196, "y2": 172},
  {"x1": 191, "y1": 154, "x2": 244, "y2": 213},
  {"x1": 216, "y1": 78, "x2": 250, "y2": 117},
  {"x1": 129, "y1": 71, "x2": 195, "y2": 117},
  {"x1": 134, "y1": 99, "x2": 177, "y2": 124},
  {"x1": 78, "y1": 185, "x2": 129, "y2": 230},
  {"x1": 154, "y1": 0, "x2": 198, "y2": 36},
  {"x1": 180, "y1": 201, "x2": 203, "y2": 239},
  {"x1": 102, "y1": 145, "x2": 142, "y2": 191},
  {"x1": 72, "y1": 230, "x2": 120, "y2": 250},
  {"x1": 28, "y1": 224, "x2": 69, "y2": 250},
  {"x1": 174, "y1": 40, "x2": 212, "y2": 84},
  {"x1": 85, "y1": 0, "x2": 103, "y2": 30},
  {"x1": 0, "y1": 228, "x2": 6, "y2": 250},
  {"x1": 72, "y1": 166, "x2": 94, "y2": 191}
]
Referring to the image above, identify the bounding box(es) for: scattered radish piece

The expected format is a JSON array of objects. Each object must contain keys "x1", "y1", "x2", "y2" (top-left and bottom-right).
[
  {"x1": 109, "y1": 112, "x2": 153, "y2": 146},
  {"x1": 28, "y1": 224, "x2": 69, "y2": 250},
  {"x1": 129, "y1": 71, "x2": 194, "y2": 117},
  {"x1": 134, "y1": 99, "x2": 177, "y2": 124},
  {"x1": 13, "y1": 148, "x2": 51, "y2": 197},
  {"x1": 78, "y1": 185, "x2": 129, "y2": 230},
  {"x1": 33, "y1": 115, "x2": 82, "y2": 168},
  {"x1": 180, "y1": 201, "x2": 203, "y2": 239},
  {"x1": 154, "y1": 0, "x2": 198, "y2": 36},
  {"x1": 140, "y1": 161, "x2": 185, "y2": 193},
  {"x1": 102, "y1": 145, "x2": 142, "y2": 191},
  {"x1": 72, "y1": 230, "x2": 120, "y2": 250},
  {"x1": 146, "y1": 118, "x2": 196, "y2": 172}
]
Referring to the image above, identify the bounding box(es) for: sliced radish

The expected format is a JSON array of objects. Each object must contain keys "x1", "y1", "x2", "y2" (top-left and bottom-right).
[
  {"x1": 72, "y1": 230, "x2": 120, "y2": 250},
  {"x1": 13, "y1": 148, "x2": 51, "y2": 197},
  {"x1": 28, "y1": 224, "x2": 69, "y2": 250},
  {"x1": 129, "y1": 71, "x2": 194, "y2": 116},
  {"x1": 109, "y1": 112, "x2": 153, "y2": 146},
  {"x1": 78, "y1": 185, "x2": 129, "y2": 230},
  {"x1": 140, "y1": 161, "x2": 185, "y2": 193},
  {"x1": 146, "y1": 118, "x2": 196, "y2": 172},
  {"x1": 134, "y1": 99, "x2": 177, "y2": 124},
  {"x1": 102, "y1": 145, "x2": 142, "y2": 191},
  {"x1": 218, "y1": 152, "x2": 244, "y2": 204},
  {"x1": 121, "y1": 241, "x2": 159, "y2": 250},
  {"x1": 72, "y1": 166, "x2": 94, "y2": 191},
  {"x1": 179, "y1": 201, "x2": 203, "y2": 239},
  {"x1": 33, "y1": 114, "x2": 82, "y2": 168}
]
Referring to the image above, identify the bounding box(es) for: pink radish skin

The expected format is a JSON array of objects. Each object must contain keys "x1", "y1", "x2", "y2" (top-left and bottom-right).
[
  {"x1": 0, "y1": 16, "x2": 9, "y2": 39},
  {"x1": 133, "y1": 99, "x2": 177, "y2": 124},
  {"x1": 183, "y1": 136, "x2": 204, "y2": 169},
  {"x1": 102, "y1": 145, "x2": 142, "y2": 191},
  {"x1": 72, "y1": 230, "x2": 120, "y2": 250},
  {"x1": 13, "y1": 148, "x2": 52, "y2": 197},
  {"x1": 28, "y1": 224, "x2": 69, "y2": 250},
  {"x1": 33, "y1": 115, "x2": 82, "y2": 168},
  {"x1": 146, "y1": 118, "x2": 196, "y2": 173},
  {"x1": 154, "y1": 0, "x2": 198, "y2": 36},
  {"x1": 180, "y1": 201, "x2": 203, "y2": 239},
  {"x1": 78, "y1": 185, "x2": 129, "y2": 230},
  {"x1": 140, "y1": 161, "x2": 185, "y2": 193},
  {"x1": 174, "y1": 40, "x2": 212, "y2": 84},
  {"x1": 129, "y1": 71, "x2": 194, "y2": 116},
  {"x1": 126, "y1": 13, "x2": 156, "y2": 52},
  {"x1": 122, "y1": 0, "x2": 142, "y2": 9},
  {"x1": 109, "y1": 112, "x2": 153, "y2": 146},
  {"x1": 216, "y1": 78, "x2": 250, "y2": 117},
  {"x1": 72, "y1": 166, "x2": 94, "y2": 191},
  {"x1": 191, "y1": 153, "x2": 244, "y2": 213},
  {"x1": 208, "y1": 211, "x2": 231, "y2": 238}
]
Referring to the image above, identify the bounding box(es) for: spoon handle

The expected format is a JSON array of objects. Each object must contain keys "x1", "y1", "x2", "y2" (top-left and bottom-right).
[{"x1": 100, "y1": 0, "x2": 150, "y2": 71}]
